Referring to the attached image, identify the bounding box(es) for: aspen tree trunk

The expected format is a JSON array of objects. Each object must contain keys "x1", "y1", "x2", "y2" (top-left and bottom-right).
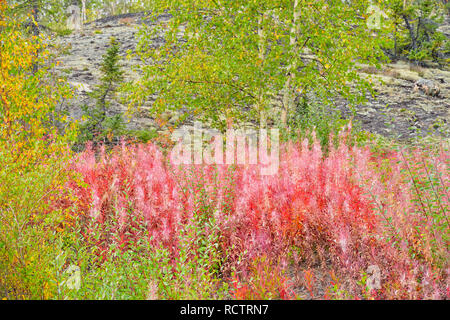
[
  {"x1": 81, "y1": 0, "x2": 86, "y2": 25},
  {"x1": 281, "y1": 0, "x2": 300, "y2": 127},
  {"x1": 258, "y1": 13, "x2": 267, "y2": 128}
]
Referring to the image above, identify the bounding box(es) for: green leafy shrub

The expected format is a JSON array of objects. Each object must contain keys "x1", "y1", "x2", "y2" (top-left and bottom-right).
[
  {"x1": 388, "y1": 0, "x2": 448, "y2": 64},
  {"x1": 0, "y1": 5, "x2": 77, "y2": 299}
]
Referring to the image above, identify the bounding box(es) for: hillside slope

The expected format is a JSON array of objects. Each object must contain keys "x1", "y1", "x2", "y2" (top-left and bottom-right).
[{"x1": 52, "y1": 12, "x2": 449, "y2": 140}]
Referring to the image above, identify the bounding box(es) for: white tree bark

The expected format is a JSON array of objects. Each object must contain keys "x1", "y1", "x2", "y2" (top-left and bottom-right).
[
  {"x1": 258, "y1": 13, "x2": 267, "y2": 128},
  {"x1": 67, "y1": 5, "x2": 82, "y2": 31},
  {"x1": 281, "y1": 0, "x2": 300, "y2": 127},
  {"x1": 81, "y1": 0, "x2": 86, "y2": 25}
]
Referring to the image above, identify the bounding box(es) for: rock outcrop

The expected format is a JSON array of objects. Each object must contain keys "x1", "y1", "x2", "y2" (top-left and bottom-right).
[
  {"x1": 53, "y1": 12, "x2": 169, "y2": 131},
  {"x1": 338, "y1": 61, "x2": 449, "y2": 140},
  {"x1": 413, "y1": 79, "x2": 441, "y2": 97}
]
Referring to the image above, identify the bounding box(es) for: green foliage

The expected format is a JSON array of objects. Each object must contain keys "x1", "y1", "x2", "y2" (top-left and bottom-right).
[
  {"x1": 49, "y1": 181, "x2": 230, "y2": 300},
  {"x1": 132, "y1": 128, "x2": 158, "y2": 143},
  {"x1": 54, "y1": 207, "x2": 163, "y2": 299},
  {"x1": 282, "y1": 97, "x2": 351, "y2": 148},
  {"x1": 399, "y1": 150, "x2": 449, "y2": 269},
  {"x1": 7, "y1": 0, "x2": 75, "y2": 30},
  {"x1": 232, "y1": 255, "x2": 296, "y2": 299},
  {"x1": 2, "y1": 0, "x2": 449, "y2": 301},
  {"x1": 76, "y1": 37, "x2": 157, "y2": 148},
  {"x1": 387, "y1": 0, "x2": 448, "y2": 64},
  {"x1": 155, "y1": 166, "x2": 230, "y2": 299},
  {"x1": 52, "y1": 25, "x2": 73, "y2": 37},
  {"x1": 129, "y1": 0, "x2": 390, "y2": 131}
]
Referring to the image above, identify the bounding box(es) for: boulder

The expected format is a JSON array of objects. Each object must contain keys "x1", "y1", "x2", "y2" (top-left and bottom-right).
[{"x1": 413, "y1": 79, "x2": 441, "y2": 97}]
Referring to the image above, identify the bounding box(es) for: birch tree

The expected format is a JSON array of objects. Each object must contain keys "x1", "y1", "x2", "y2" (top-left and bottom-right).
[{"x1": 130, "y1": 0, "x2": 391, "y2": 131}]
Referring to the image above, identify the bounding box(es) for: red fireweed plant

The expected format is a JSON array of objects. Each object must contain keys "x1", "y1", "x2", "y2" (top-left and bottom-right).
[{"x1": 62, "y1": 128, "x2": 448, "y2": 299}]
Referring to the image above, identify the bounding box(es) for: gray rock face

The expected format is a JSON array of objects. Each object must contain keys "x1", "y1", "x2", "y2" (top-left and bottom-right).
[
  {"x1": 437, "y1": 15, "x2": 450, "y2": 39},
  {"x1": 338, "y1": 62, "x2": 449, "y2": 140},
  {"x1": 413, "y1": 79, "x2": 440, "y2": 97},
  {"x1": 53, "y1": 12, "x2": 169, "y2": 132},
  {"x1": 52, "y1": 13, "x2": 449, "y2": 141}
]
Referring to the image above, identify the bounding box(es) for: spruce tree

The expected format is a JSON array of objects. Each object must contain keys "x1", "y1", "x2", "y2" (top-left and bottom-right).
[{"x1": 78, "y1": 37, "x2": 125, "y2": 147}]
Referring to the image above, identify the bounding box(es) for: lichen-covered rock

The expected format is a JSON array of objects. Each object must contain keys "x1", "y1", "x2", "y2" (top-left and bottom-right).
[{"x1": 413, "y1": 79, "x2": 441, "y2": 97}]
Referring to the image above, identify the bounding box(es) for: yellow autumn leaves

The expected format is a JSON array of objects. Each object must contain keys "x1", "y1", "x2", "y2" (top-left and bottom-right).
[
  {"x1": 0, "y1": 14, "x2": 75, "y2": 170},
  {"x1": 0, "y1": 2, "x2": 79, "y2": 299}
]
